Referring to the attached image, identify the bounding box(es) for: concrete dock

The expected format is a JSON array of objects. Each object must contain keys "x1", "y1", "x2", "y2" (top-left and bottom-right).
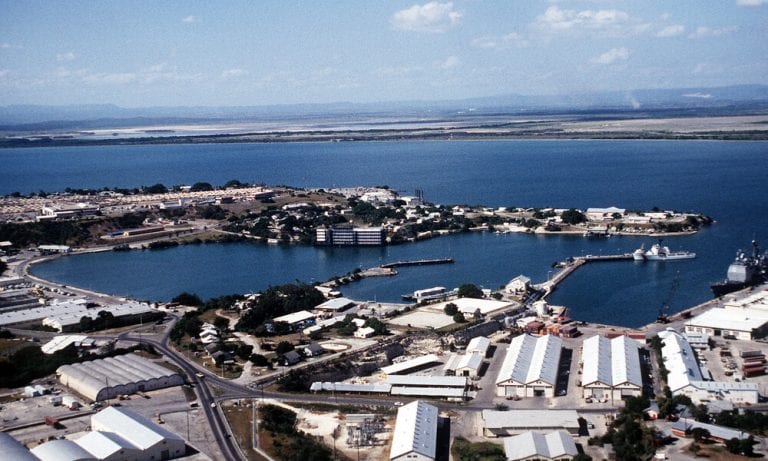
[{"x1": 536, "y1": 253, "x2": 633, "y2": 296}]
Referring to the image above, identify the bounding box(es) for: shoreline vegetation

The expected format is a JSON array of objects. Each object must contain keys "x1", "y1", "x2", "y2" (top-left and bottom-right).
[
  {"x1": 2, "y1": 112, "x2": 768, "y2": 148},
  {"x1": 0, "y1": 182, "x2": 712, "y2": 251}
]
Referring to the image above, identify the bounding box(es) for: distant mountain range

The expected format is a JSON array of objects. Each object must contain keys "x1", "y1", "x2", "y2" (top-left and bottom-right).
[{"x1": 2, "y1": 84, "x2": 767, "y2": 131}]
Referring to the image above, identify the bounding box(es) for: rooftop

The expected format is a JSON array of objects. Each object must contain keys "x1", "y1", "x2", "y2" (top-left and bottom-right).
[{"x1": 389, "y1": 401, "x2": 438, "y2": 460}]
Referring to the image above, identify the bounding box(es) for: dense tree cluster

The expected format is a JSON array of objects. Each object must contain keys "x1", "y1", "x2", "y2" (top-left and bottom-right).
[
  {"x1": 236, "y1": 283, "x2": 324, "y2": 336},
  {"x1": 0, "y1": 221, "x2": 92, "y2": 247},
  {"x1": 458, "y1": 283, "x2": 484, "y2": 299},
  {"x1": 561, "y1": 208, "x2": 587, "y2": 224}
]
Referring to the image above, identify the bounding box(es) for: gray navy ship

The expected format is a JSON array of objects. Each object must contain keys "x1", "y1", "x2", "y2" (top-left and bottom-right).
[{"x1": 711, "y1": 240, "x2": 768, "y2": 297}]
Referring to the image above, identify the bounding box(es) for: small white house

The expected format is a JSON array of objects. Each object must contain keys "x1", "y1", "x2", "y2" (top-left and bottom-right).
[{"x1": 354, "y1": 326, "x2": 376, "y2": 338}]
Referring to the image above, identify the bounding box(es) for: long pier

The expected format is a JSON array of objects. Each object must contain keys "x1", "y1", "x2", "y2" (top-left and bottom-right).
[
  {"x1": 381, "y1": 258, "x2": 454, "y2": 269},
  {"x1": 536, "y1": 253, "x2": 633, "y2": 296}
]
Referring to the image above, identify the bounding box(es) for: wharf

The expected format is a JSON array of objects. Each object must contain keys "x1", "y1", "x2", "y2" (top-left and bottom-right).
[
  {"x1": 380, "y1": 258, "x2": 454, "y2": 269},
  {"x1": 536, "y1": 253, "x2": 633, "y2": 296}
]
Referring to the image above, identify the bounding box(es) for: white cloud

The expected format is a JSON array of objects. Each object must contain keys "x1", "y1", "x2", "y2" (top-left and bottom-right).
[
  {"x1": 1, "y1": 42, "x2": 11, "y2": 49},
  {"x1": 56, "y1": 51, "x2": 76, "y2": 62},
  {"x1": 536, "y1": 5, "x2": 629, "y2": 31},
  {"x1": 182, "y1": 15, "x2": 197, "y2": 23},
  {"x1": 0, "y1": 69, "x2": 8, "y2": 78},
  {"x1": 221, "y1": 68, "x2": 246, "y2": 79},
  {"x1": 688, "y1": 25, "x2": 738, "y2": 39},
  {"x1": 737, "y1": 0, "x2": 768, "y2": 5},
  {"x1": 591, "y1": 47, "x2": 630, "y2": 64},
  {"x1": 656, "y1": 24, "x2": 685, "y2": 37},
  {"x1": 392, "y1": 2, "x2": 462, "y2": 33},
  {"x1": 683, "y1": 92, "x2": 712, "y2": 98},
  {"x1": 471, "y1": 32, "x2": 529, "y2": 49},
  {"x1": 439, "y1": 55, "x2": 461, "y2": 69}
]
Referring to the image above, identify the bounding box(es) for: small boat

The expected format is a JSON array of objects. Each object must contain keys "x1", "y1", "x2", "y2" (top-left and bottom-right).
[{"x1": 633, "y1": 241, "x2": 695, "y2": 261}]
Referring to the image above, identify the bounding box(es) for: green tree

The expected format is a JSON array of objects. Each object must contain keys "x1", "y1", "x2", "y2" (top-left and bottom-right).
[
  {"x1": 364, "y1": 317, "x2": 389, "y2": 335},
  {"x1": 458, "y1": 283, "x2": 484, "y2": 299},
  {"x1": 223, "y1": 179, "x2": 244, "y2": 189},
  {"x1": 690, "y1": 427, "x2": 710, "y2": 442},
  {"x1": 275, "y1": 341, "x2": 295, "y2": 354},
  {"x1": 561, "y1": 208, "x2": 587, "y2": 225},
  {"x1": 444, "y1": 303, "x2": 458, "y2": 316},
  {"x1": 261, "y1": 405, "x2": 297, "y2": 434},
  {"x1": 213, "y1": 316, "x2": 229, "y2": 331},
  {"x1": 172, "y1": 292, "x2": 203, "y2": 306},
  {"x1": 453, "y1": 313, "x2": 467, "y2": 323},
  {"x1": 190, "y1": 182, "x2": 214, "y2": 192},
  {"x1": 249, "y1": 354, "x2": 270, "y2": 367},
  {"x1": 144, "y1": 183, "x2": 168, "y2": 194}
]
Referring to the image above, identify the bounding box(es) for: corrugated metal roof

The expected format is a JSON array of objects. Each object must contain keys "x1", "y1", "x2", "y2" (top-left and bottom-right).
[
  {"x1": 482, "y1": 410, "x2": 580, "y2": 431},
  {"x1": 390, "y1": 387, "x2": 465, "y2": 397},
  {"x1": 91, "y1": 406, "x2": 184, "y2": 451},
  {"x1": 659, "y1": 330, "x2": 702, "y2": 393},
  {"x1": 76, "y1": 431, "x2": 138, "y2": 459},
  {"x1": 672, "y1": 418, "x2": 748, "y2": 441},
  {"x1": 273, "y1": 310, "x2": 315, "y2": 324},
  {"x1": 466, "y1": 336, "x2": 490, "y2": 356},
  {"x1": 315, "y1": 297, "x2": 355, "y2": 310},
  {"x1": 41, "y1": 335, "x2": 88, "y2": 354},
  {"x1": 386, "y1": 375, "x2": 467, "y2": 387},
  {"x1": 31, "y1": 439, "x2": 96, "y2": 461},
  {"x1": 0, "y1": 433, "x2": 39, "y2": 461},
  {"x1": 496, "y1": 334, "x2": 562, "y2": 386},
  {"x1": 380, "y1": 354, "x2": 440, "y2": 375},
  {"x1": 503, "y1": 431, "x2": 578, "y2": 460},
  {"x1": 57, "y1": 353, "x2": 182, "y2": 401},
  {"x1": 582, "y1": 335, "x2": 642, "y2": 388},
  {"x1": 389, "y1": 401, "x2": 438, "y2": 460},
  {"x1": 310, "y1": 382, "x2": 391, "y2": 393}
]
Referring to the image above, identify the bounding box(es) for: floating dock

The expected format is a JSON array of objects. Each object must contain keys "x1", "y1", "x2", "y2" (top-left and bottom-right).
[{"x1": 381, "y1": 258, "x2": 454, "y2": 269}]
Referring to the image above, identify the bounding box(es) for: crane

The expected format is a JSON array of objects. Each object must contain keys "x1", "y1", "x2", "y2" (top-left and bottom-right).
[{"x1": 656, "y1": 271, "x2": 680, "y2": 324}]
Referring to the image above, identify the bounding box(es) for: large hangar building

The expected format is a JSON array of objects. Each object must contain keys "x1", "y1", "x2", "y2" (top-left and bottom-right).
[{"x1": 56, "y1": 353, "x2": 184, "y2": 402}]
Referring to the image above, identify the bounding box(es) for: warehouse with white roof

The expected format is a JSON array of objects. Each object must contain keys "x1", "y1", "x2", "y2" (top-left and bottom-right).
[
  {"x1": 496, "y1": 334, "x2": 562, "y2": 398},
  {"x1": 482, "y1": 410, "x2": 581, "y2": 437},
  {"x1": 381, "y1": 354, "x2": 441, "y2": 375},
  {"x1": 503, "y1": 431, "x2": 579, "y2": 461},
  {"x1": 57, "y1": 353, "x2": 184, "y2": 401},
  {"x1": 581, "y1": 335, "x2": 643, "y2": 401},
  {"x1": 91, "y1": 406, "x2": 185, "y2": 458},
  {"x1": 76, "y1": 431, "x2": 141, "y2": 461},
  {"x1": 684, "y1": 307, "x2": 768, "y2": 341},
  {"x1": 27, "y1": 406, "x2": 186, "y2": 461},
  {"x1": 31, "y1": 439, "x2": 96, "y2": 461},
  {"x1": 659, "y1": 329, "x2": 758, "y2": 404},
  {"x1": 0, "y1": 433, "x2": 39, "y2": 461},
  {"x1": 389, "y1": 400, "x2": 438, "y2": 461}
]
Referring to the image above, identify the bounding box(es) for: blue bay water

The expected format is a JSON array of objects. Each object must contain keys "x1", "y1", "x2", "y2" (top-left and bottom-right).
[{"x1": 3, "y1": 140, "x2": 766, "y2": 327}]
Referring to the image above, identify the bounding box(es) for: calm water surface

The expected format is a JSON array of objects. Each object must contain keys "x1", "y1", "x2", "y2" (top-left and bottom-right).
[{"x1": 5, "y1": 140, "x2": 765, "y2": 327}]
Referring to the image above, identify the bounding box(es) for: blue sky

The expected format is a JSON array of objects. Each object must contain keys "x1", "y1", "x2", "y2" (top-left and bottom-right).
[{"x1": 1, "y1": 1, "x2": 767, "y2": 107}]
